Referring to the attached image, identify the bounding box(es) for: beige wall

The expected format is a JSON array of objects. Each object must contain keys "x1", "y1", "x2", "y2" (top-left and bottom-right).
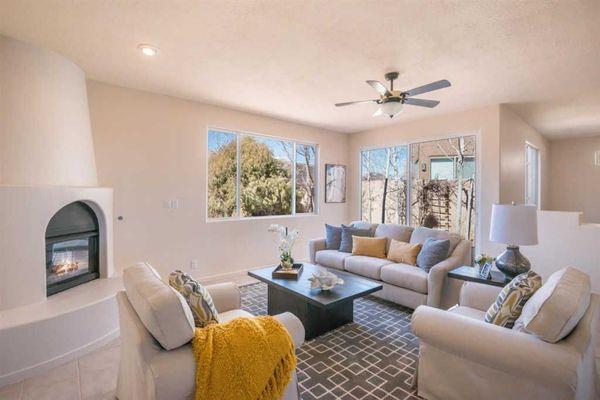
[
  {"x1": 348, "y1": 105, "x2": 502, "y2": 254},
  {"x1": 547, "y1": 135, "x2": 600, "y2": 223},
  {"x1": 499, "y1": 105, "x2": 550, "y2": 208},
  {"x1": 87, "y1": 81, "x2": 350, "y2": 279},
  {"x1": 0, "y1": 36, "x2": 97, "y2": 186}
]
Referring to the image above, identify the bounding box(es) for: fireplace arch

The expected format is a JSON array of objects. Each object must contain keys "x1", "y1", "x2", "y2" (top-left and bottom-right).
[{"x1": 45, "y1": 201, "x2": 100, "y2": 295}]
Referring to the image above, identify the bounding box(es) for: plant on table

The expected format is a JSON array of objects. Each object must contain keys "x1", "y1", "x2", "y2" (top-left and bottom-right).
[{"x1": 268, "y1": 224, "x2": 299, "y2": 270}]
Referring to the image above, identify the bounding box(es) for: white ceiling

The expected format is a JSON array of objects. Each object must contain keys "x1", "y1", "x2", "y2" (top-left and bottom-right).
[{"x1": 1, "y1": 0, "x2": 600, "y2": 135}]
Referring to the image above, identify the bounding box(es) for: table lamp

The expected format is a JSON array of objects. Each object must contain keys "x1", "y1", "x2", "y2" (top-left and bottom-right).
[{"x1": 489, "y1": 203, "x2": 538, "y2": 277}]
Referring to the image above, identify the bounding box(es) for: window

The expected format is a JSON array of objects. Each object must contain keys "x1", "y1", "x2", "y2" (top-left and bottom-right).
[
  {"x1": 360, "y1": 146, "x2": 408, "y2": 224},
  {"x1": 207, "y1": 129, "x2": 317, "y2": 220},
  {"x1": 525, "y1": 143, "x2": 540, "y2": 207},
  {"x1": 360, "y1": 135, "x2": 477, "y2": 243}
]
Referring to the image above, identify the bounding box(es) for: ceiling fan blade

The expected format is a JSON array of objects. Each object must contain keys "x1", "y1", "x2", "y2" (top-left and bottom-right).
[
  {"x1": 335, "y1": 99, "x2": 379, "y2": 107},
  {"x1": 373, "y1": 107, "x2": 383, "y2": 117},
  {"x1": 404, "y1": 80, "x2": 451, "y2": 97},
  {"x1": 403, "y1": 98, "x2": 440, "y2": 108},
  {"x1": 366, "y1": 80, "x2": 391, "y2": 96}
]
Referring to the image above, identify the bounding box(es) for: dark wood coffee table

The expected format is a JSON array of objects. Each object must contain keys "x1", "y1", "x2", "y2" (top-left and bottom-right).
[{"x1": 248, "y1": 263, "x2": 382, "y2": 339}]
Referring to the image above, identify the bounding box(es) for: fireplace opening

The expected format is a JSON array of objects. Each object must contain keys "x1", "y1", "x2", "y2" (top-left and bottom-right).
[{"x1": 46, "y1": 201, "x2": 100, "y2": 296}]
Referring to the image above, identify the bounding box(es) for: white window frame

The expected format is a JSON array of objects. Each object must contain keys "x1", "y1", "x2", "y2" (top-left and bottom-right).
[
  {"x1": 525, "y1": 142, "x2": 541, "y2": 208},
  {"x1": 206, "y1": 126, "x2": 319, "y2": 222}
]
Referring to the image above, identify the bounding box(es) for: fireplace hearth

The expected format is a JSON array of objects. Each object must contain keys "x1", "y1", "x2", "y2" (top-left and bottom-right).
[{"x1": 46, "y1": 202, "x2": 100, "y2": 295}]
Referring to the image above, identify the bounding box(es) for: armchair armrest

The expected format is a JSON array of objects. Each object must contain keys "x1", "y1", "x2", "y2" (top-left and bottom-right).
[
  {"x1": 206, "y1": 282, "x2": 241, "y2": 313},
  {"x1": 274, "y1": 312, "x2": 305, "y2": 348},
  {"x1": 459, "y1": 281, "x2": 502, "y2": 311},
  {"x1": 411, "y1": 306, "x2": 579, "y2": 388},
  {"x1": 427, "y1": 240, "x2": 470, "y2": 308},
  {"x1": 308, "y1": 238, "x2": 327, "y2": 264}
]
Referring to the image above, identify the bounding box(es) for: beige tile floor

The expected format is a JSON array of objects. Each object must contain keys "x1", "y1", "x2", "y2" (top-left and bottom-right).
[{"x1": 0, "y1": 273, "x2": 259, "y2": 400}]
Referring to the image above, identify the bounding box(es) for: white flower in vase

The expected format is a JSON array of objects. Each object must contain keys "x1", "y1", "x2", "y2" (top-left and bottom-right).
[{"x1": 268, "y1": 224, "x2": 299, "y2": 270}]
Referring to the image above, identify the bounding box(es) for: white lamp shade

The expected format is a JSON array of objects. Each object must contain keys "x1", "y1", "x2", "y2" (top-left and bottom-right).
[{"x1": 489, "y1": 203, "x2": 538, "y2": 245}]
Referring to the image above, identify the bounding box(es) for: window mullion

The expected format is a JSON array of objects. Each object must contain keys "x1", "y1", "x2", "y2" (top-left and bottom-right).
[
  {"x1": 292, "y1": 142, "x2": 296, "y2": 216},
  {"x1": 236, "y1": 133, "x2": 241, "y2": 219}
]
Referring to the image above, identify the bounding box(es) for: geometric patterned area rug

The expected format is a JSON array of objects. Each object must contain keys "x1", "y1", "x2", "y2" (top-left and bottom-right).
[{"x1": 240, "y1": 283, "x2": 421, "y2": 400}]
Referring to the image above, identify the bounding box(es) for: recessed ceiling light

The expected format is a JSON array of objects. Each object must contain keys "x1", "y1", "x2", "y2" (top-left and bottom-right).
[{"x1": 138, "y1": 44, "x2": 159, "y2": 57}]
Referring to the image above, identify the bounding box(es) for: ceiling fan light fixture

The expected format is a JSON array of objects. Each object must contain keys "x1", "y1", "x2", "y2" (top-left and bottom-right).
[{"x1": 379, "y1": 100, "x2": 403, "y2": 118}]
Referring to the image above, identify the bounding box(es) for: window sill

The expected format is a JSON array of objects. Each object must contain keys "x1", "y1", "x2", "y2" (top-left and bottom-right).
[{"x1": 206, "y1": 213, "x2": 319, "y2": 223}]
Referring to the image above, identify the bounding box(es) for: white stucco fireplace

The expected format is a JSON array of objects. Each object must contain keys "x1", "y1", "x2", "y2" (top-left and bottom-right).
[{"x1": 0, "y1": 36, "x2": 120, "y2": 385}]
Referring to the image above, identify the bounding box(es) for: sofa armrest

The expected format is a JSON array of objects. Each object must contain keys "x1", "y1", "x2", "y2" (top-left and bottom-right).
[
  {"x1": 459, "y1": 281, "x2": 502, "y2": 312},
  {"x1": 411, "y1": 306, "x2": 579, "y2": 388},
  {"x1": 426, "y1": 240, "x2": 470, "y2": 308},
  {"x1": 274, "y1": 312, "x2": 305, "y2": 348},
  {"x1": 206, "y1": 282, "x2": 241, "y2": 313},
  {"x1": 308, "y1": 238, "x2": 327, "y2": 264}
]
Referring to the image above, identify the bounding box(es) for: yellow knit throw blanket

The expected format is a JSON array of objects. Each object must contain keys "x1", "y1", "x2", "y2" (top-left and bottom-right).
[{"x1": 192, "y1": 316, "x2": 296, "y2": 400}]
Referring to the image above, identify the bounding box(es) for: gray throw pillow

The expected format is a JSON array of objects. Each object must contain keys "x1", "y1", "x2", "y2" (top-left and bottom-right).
[
  {"x1": 325, "y1": 224, "x2": 342, "y2": 250},
  {"x1": 339, "y1": 224, "x2": 373, "y2": 253},
  {"x1": 417, "y1": 237, "x2": 450, "y2": 272}
]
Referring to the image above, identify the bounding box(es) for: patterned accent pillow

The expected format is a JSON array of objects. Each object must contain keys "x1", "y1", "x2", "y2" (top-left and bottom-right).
[
  {"x1": 485, "y1": 270, "x2": 542, "y2": 328},
  {"x1": 169, "y1": 270, "x2": 219, "y2": 327}
]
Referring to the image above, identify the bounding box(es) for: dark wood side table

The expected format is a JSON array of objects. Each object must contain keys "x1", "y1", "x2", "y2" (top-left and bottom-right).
[{"x1": 447, "y1": 266, "x2": 511, "y2": 288}]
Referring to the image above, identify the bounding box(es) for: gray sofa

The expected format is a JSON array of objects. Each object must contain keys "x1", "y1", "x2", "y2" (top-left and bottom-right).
[{"x1": 308, "y1": 222, "x2": 472, "y2": 309}]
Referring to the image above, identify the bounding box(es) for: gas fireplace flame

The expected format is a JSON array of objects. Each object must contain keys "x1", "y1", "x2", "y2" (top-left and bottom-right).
[{"x1": 51, "y1": 252, "x2": 80, "y2": 276}]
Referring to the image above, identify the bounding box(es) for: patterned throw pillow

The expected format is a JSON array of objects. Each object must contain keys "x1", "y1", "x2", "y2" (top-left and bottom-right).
[
  {"x1": 485, "y1": 270, "x2": 542, "y2": 328},
  {"x1": 169, "y1": 270, "x2": 219, "y2": 327}
]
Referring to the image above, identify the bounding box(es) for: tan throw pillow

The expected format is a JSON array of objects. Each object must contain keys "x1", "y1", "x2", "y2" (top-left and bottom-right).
[
  {"x1": 351, "y1": 236, "x2": 387, "y2": 259},
  {"x1": 387, "y1": 240, "x2": 422, "y2": 265},
  {"x1": 513, "y1": 267, "x2": 591, "y2": 343},
  {"x1": 485, "y1": 270, "x2": 542, "y2": 328}
]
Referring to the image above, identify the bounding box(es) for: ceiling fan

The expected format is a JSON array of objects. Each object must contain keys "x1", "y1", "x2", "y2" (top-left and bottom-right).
[{"x1": 335, "y1": 72, "x2": 451, "y2": 118}]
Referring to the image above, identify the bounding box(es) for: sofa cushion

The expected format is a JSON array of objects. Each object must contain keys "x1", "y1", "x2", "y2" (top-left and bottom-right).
[
  {"x1": 352, "y1": 236, "x2": 387, "y2": 259},
  {"x1": 416, "y1": 237, "x2": 450, "y2": 272},
  {"x1": 484, "y1": 271, "x2": 542, "y2": 329},
  {"x1": 410, "y1": 226, "x2": 450, "y2": 245},
  {"x1": 380, "y1": 263, "x2": 429, "y2": 294},
  {"x1": 344, "y1": 256, "x2": 393, "y2": 280},
  {"x1": 325, "y1": 224, "x2": 342, "y2": 250},
  {"x1": 339, "y1": 224, "x2": 373, "y2": 253},
  {"x1": 514, "y1": 267, "x2": 591, "y2": 343},
  {"x1": 387, "y1": 240, "x2": 421, "y2": 265},
  {"x1": 315, "y1": 249, "x2": 351, "y2": 270},
  {"x1": 123, "y1": 262, "x2": 195, "y2": 350},
  {"x1": 374, "y1": 224, "x2": 413, "y2": 251}
]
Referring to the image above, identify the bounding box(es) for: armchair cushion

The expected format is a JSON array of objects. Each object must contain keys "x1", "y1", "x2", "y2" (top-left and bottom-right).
[
  {"x1": 514, "y1": 267, "x2": 591, "y2": 343},
  {"x1": 123, "y1": 262, "x2": 195, "y2": 350}
]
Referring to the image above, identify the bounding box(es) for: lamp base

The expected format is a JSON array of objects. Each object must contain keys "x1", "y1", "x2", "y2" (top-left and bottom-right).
[{"x1": 495, "y1": 245, "x2": 531, "y2": 278}]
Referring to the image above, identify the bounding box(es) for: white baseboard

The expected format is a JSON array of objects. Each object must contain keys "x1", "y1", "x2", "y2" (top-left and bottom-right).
[{"x1": 197, "y1": 258, "x2": 309, "y2": 284}]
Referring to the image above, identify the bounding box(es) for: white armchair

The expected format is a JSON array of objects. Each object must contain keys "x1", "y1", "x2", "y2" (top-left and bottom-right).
[
  {"x1": 116, "y1": 264, "x2": 304, "y2": 400},
  {"x1": 411, "y1": 282, "x2": 600, "y2": 400}
]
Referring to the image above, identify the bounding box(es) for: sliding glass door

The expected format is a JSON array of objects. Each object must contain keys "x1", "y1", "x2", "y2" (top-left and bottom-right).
[{"x1": 360, "y1": 135, "x2": 477, "y2": 243}]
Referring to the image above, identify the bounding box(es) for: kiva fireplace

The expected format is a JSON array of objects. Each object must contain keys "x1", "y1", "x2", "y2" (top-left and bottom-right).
[{"x1": 45, "y1": 201, "x2": 100, "y2": 295}]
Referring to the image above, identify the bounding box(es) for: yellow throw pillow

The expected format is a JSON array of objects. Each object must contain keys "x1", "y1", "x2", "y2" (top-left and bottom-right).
[
  {"x1": 387, "y1": 240, "x2": 422, "y2": 265},
  {"x1": 351, "y1": 236, "x2": 387, "y2": 259}
]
